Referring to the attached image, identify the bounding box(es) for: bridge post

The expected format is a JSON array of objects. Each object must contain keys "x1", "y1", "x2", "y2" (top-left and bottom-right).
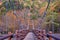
[
  {"x1": 42, "y1": 30, "x2": 46, "y2": 40},
  {"x1": 15, "y1": 30, "x2": 19, "y2": 40},
  {"x1": 8, "y1": 32, "x2": 12, "y2": 40},
  {"x1": 49, "y1": 31, "x2": 52, "y2": 40}
]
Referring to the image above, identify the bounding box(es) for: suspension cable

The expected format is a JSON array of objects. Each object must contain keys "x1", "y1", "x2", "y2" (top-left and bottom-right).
[{"x1": 42, "y1": 0, "x2": 50, "y2": 18}]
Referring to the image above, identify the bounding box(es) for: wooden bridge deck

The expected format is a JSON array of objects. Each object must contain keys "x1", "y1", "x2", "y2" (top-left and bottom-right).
[
  {"x1": 23, "y1": 32, "x2": 37, "y2": 40},
  {"x1": 0, "y1": 29, "x2": 60, "y2": 40}
]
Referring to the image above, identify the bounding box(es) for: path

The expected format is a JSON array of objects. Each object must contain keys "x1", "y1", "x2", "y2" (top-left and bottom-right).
[{"x1": 23, "y1": 32, "x2": 37, "y2": 40}]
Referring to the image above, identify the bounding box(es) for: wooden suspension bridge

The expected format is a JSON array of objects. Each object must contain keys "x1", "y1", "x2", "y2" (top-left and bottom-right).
[{"x1": 0, "y1": 0, "x2": 60, "y2": 40}]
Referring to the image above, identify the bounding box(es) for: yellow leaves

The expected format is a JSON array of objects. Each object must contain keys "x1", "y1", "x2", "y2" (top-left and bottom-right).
[
  {"x1": 49, "y1": 0, "x2": 60, "y2": 11},
  {"x1": 24, "y1": 3, "x2": 27, "y2": 7},
  {"x1": 34, "y1": 4, "x2": 39, "y2": 8}
]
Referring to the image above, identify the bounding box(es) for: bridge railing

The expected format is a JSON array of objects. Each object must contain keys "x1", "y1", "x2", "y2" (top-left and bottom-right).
[
  {"x1": 0, "y1": 32, "x2": 14, "y2": 40},
  {"x1": 46, "y1": 34, "x2": 60, "y2": 40},
  {"x1": 0, "y1": 30, "x2": 60, "y2": 40},
  {"x1": 40, "y1": 30, "x2": 60, "y2": 40}
]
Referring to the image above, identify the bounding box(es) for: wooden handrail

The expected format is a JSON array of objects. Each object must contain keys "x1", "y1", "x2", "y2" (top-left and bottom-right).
[
  {"x1": 0, "y1": 32, "x2": 14, "y2": 40},
  {"x1": 46, "y1": 34, "x2": 60, "y2": 40},
  {"x1": 42, "y1": 31, "x2": 60, "y2": 40},
  {"x1": 0, "y1": 34, "x2": 13, "y2": 40},
  {"x1": 40, "y1": 30, "x2": 60, "y2": 40}
]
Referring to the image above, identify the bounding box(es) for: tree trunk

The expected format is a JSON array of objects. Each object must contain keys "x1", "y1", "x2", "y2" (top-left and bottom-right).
[{"x1": 32, "y1": 20, "x2": 34, "y2": 30}]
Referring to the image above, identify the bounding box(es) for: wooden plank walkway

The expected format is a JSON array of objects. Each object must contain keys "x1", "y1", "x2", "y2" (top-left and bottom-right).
[{"x1": 23, "y1": 32, "x2": 37, "y2": 40}]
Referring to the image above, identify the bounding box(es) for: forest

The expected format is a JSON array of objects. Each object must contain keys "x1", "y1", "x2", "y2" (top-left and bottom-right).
[{"x1": 0, "y1": 0, "x2": 60, "y2": 33}]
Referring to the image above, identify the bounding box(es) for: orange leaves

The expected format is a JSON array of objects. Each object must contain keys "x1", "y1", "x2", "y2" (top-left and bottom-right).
[
  {"x1": 39, "y1": 3, "x2": 47, "y2": 15},
  {"x1": 6, "y1": 10, "x2": 16, "y2": 20},
  {"x1": 50, "y1": 5, "x2": 56, "y2": 11},
  {"x1": 39, "y1": 7, "x2": 46, "y2": 15}
]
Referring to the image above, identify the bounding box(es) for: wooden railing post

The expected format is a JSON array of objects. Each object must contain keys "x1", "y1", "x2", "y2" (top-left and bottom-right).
[
  {"x1": 15, "y1": 30, "x2": 18, "y2": 35},
  {"x1": 42, "y1": 30, "x2": 46, "y2": 40},
  {"x1": 15, "y1": 30, "x2": 19, "y2": 40},
  {"x1": 49, "y1": 31, "x2": 52, "y2": 40},
  {"x1": 8, "y1": 32, "x2": 12, "y2": 40}
]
